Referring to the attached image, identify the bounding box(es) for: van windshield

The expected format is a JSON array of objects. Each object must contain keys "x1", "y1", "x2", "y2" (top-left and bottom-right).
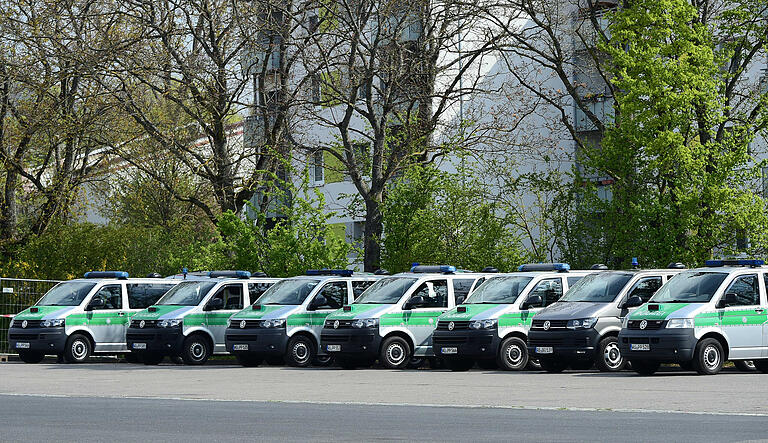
[
  {"x1": 650, "y1": 271, "x2": 727, "y2": 303},
  {"x1": 37, "y1": 281, "x2": 96, "y2": 306},
  {"x1": 354, "y1": 277, "x2": 418, "y2": 304},
  {"x1": 255, "y1": 279, "x2": 320, "y2": 305},
  {"x1": 559, "y1": 273, "x2": 633, "y2": 303},
  {"x1": 464, "y1": 276, "x2": 533, "y2": 304},
  {"x1": 156, "y1": 281, "x2": 218, "y2": 306}
]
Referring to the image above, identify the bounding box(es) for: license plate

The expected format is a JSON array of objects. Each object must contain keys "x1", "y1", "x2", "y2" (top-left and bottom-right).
[
  {"x1": 15, "y1": 342, "x2": 30, "y2": 349},
  {"x1": 327, "y1": 344, "x2": 341, "y2": 352},
  {"x1": 232, "y1": 344, "x2": 248, "y2": 351},
  {"x1": 630, "y1": 343, "x2": 650, "y2": 351},
  {"x1": 535, "y1": 346, "x2": 553, "y2": 354},
  {"x1": 132, "y1": 343, "x2": 147, "y2": 350},
  {"x1": 441, "y1": 347, "x2": 458, "y2": 355}
]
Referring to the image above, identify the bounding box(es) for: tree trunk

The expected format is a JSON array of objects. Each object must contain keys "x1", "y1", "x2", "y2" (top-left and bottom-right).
[
  {"x1": 363, "y1": 196, "x2": 383, "y2": 272},
  {"x1": 0, "y1": 170, "x2": 18, "y2": 242}
]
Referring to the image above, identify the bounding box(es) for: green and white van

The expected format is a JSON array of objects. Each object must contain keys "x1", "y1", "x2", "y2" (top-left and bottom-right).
[
  {"x1": 320, "y1": 265, "x2": 489, "y2": 369},
  {"x1": 8, "y1": 271, "x2": 177, "y2": 363},
  {"x1": 620, "y1": 259, "x2": 768, "y2": 375},
  {"x1": 126, "y1": 271, "x2": 278, "y2": 365},
  {"x1": 432, "y1": 264, "x2": 597, "y2": 371},
  {"x1": 225, "y1": 270, "x2": 379, "y2": 367}
]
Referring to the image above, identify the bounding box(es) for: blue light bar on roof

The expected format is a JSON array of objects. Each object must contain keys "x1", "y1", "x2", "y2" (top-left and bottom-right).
[
  {"x1": 209, "y1": 270, "x2": 251, "y2": 279},
  {"x1": 84, "y1": 271, "x2": 129, "y2": 279},
  {"x1": 517, "y1": 263, "x2": 570, "y2": 272},
  {"x1": 306, "y1": 269, "x2": 354, "y2": 277},
  {"x1": 705, "y1": 259, "x2": 764, "y2": 267},
  {"x1": 410, "y1": 265, "x2": 456, "y2": 274}
]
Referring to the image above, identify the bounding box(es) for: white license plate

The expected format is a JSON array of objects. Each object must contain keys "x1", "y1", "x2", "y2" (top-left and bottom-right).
[
  {"x1": 232, "y1": 344, "x2": 249, "y2": 351},
  {"x1": 535, "y1": 346, "x2": 553, "y2": 354},
  {"x1": 327, "y1": 344, "x2": 341, "y2": 352},
  {"x1": 132, "y1": 343, "x2": 147, "y2": 350},
  {"x1": 630, "y1": 343, "x2": 650, "y2": 351},
  {"x1": 15, "y1": 342, "x2": 30, "y2": 349},
  {"x1": 441, "y1": 347, "x2": 458, "y2": 355}
]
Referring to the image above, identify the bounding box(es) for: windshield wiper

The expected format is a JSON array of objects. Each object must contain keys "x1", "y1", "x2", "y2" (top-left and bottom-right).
[{"x1": 657, "y1": 299, "x2": 701, "y2": 303}]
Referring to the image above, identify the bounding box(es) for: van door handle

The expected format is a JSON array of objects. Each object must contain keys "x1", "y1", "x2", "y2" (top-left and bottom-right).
[
  {"x1": 755, "y1": 309, "x2": 764, "y2": 314},
  {"x1": 118, "y1": 312, "x2": 125, "y2": 316}
]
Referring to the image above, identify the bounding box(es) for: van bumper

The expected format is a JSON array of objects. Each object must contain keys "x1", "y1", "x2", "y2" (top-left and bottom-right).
[
  {"x1": 527, "y1": 328, "x2": 601, "y2": 361},
  {"x1": 126, "y1": 326, "x2": 184, "y2": 355},
  {"x1": 225, "y1": 327, "x2": 289, "y2": 356},
  {"x1": 8, "y1": 327, "x2": 67, "y2": 354},
  {"x1": 432, "y1": 329, "x2": 500, "y2": 359},
  {"x1": 320, "y1": 327, "x2": 380, "y2": 359},
  {"x1": 618, "y1": 328, "x2": 696, "y2": 362}
]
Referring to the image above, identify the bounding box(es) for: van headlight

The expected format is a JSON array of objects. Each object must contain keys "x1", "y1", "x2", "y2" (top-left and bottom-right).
[
  {"x1": 666, "y1": 318, "x2": 695, "y2": 329},
  {"x1": 469, "y1": 319, "x2": 497, "y2": 329},
  {"x1": 352, "y1": 318, "x2": 378, "y2": 328},
  {"x1": 158, "y1": 319, "x2": 182, "y2": 328},
  {"x1": 41, "y1": 318, "x2": 65, "y2": 327},
  {"x1": 261, "y1": 319, "x2": 286, "y2": 328},
  {"x1": 567, "y1": 318, "x2": 598, "y2": 329}
]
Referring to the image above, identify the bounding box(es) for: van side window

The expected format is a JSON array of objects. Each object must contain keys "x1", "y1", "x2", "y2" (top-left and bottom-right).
[
  {"x1": 453, "y1": 279, "x2": 476, "y2": 300},
  {"x1": 248, "y1": 282, "x2": 273, "y2": 304},
  {"x1": 352, "y1": 281, "x2": 374, "y2": 299},
  {"x1": 210, "y1": 285, "x2": 243, "y2": 310},
  {"x1": 567, "y1": 277, "x2": 584, "y2": 288},
  {"x1": 530, "y1": 279, "x2": 563, "y2": 307},
  {"x1": 314, "y1": 282, "x2": 347, "y2": 309},
  {"x1": 127, "y1": 284, "x2": 174, "y2": 309},
  {"x1": 725, "y1": 275, "x2": 759, "y2": 306},
  {"x1": 93, "y1": 285, "x2": 122, "y2": 309},
  {"x1": 628, "y1": 277, "x2": 663, "y2": 303},
  {"x1": 411, "y1": 280, "x2": 448, "y2": 308}
]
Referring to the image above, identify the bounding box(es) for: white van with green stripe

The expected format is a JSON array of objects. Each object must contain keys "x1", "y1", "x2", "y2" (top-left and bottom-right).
[
  {"x1": 8, "y1": 271, "x2": 177, "y2": 363},
  {"x1": 320, "y1": 265, "x2": 490, "y2": 369},
  {"x1": 620, "y1": 259, "x2": 768, "y2": 375},
  {"x1": 432, "y1": 264, "x2": 598, "y2": 371},
  {"x1": 225, "y1": 270, "x2": 380, "y2": 367},
  {"x1": 126, "y1": 271, "x2": 278, "y2": 365}
]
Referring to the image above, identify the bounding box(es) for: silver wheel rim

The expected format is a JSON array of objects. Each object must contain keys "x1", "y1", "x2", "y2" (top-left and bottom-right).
[
  {"x1": 703, "y1": 344, "x2": 720, "y2": 370},
  {"x1": 745, "y1": 360, "x2": 755, "y2": 370},
  {"x1": 293, "y1": 342, "x2": 310, "y2": 364},
  {"x1": 190, "y1": 342, "x2": 205, "y2": 360},
  {"x1": 604, "y1": 341, "x2": 622, "y2": 369},
  {"x1": 71, "y1": 340, "x2": 88, "y2": 360},
  {"x1": 505, "y1": 343, "x2": 524, "y2": 367},
  {"x1": 386, "y1": 343, "x2": 406, "y2": 366}
]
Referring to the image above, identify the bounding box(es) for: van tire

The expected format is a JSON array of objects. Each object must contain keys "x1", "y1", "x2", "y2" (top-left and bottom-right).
[
  {"x1": 124, "y1": 353, "x2": 141, "y2": 364},
  {"x1": 142, "y1": 352, "x2": 164, "y2": 365},
  {"x1": 444, "y1": 357, "x2": 474, "y2": 371},
  {"x1": 497, "y1": 337, "x2": 529, "y2": 371},
  {"x1": 596, "y1": 336, "x2": 625, "y2": 372},
  {"x1": 265, "y1": 356, "x2": 285, "y2": 366},
  {"x1": 236, "y1": 354, "x2": 262, "y2": 367},
  {"x1": 753, "y1": 359, "x2": 768, "y2": 373},
  {"x1": 630, "y1": 359, "x2": 659, "y2": 375},
  {"x1": 312, "y1": 354, "x2": 334, "y2": 366},
  {"x1": 734, "y1": 360, "x2": 756, "y2": 372},
  {"x1": 539, "y1": 358, "x2": 568, "y2": 373},
  {"x1": 64, "y1": 333, "x2": 92, "y2": 363},
  {"x1": 379, "y1": 336, "x2": 411, "y2": 369},
  {"x1": 181, "y1": 335, "x2": 210, "y2": 365},
  {"x1": 287, "y1": 335, "x2": 315, "y2": 367},
  {"x1": 477, "y1": 359, "x2": 498, "y2": 370},
  {"x1": 18, "y1": 351, "x2": 45, "y2": 364},
  {"x1": 693, "y1": 338, "x2": 723, "y2": 375}
]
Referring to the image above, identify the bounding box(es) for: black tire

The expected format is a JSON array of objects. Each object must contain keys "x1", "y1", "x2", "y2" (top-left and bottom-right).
[
  {"x1": 526, "y1": 358, "x2": 542, "y2": 371},
  {"x1": 124, "y1": 353, "x2": 141, "y2": 364},
  {"x1": 595, "y1": 336, "x2": 625, "y2": 372},
  {"x1": 287, "y1": 335, "x2": 315, "y2": 367},
  {"x1": 477, "y1": 359, "x2": 498, "y2": 370},
  {"x1": 428, "y1": 357, "x2": 445, "y2": 369},
  {"x1": 170, "y1": 355, "x2": 184, "y2": 365},
  {"x1": 570, "y1": 360, "x2": 594, "y2": 370},
  {"x1": 444, "y1": 357, "x2": 474, "y2": 372},
  {"x1": 181, "y1": 335, "x2": 211, "y2": 365},
  {"x1": 236, "y1": 354, "x2": 263, "y2": 367},
  {"x1": 693, "y1": 338, "x2": 724, "y2": 375},
  {"x1": 753, "y1": 359, "x2": 768, "y2": 373},
  {"x1": 379, "y1": 336, "x2": 412, "y2": 369},
  {"x1": 734, "y1": 360, "x2": 757, "y2": 372},
  {"x1": 679, "y1": 360, "x2": 694, "y2": 371},
  {"x1": 18, "y1": 351, "x2": 45, "y2": 364},
  {"x1": 539, "y1": 359, "x2": 568, "y2": 373},
  {"x1": 630, "y1": 359, "x2": 659, "y2": 375},
  {"x1": 265, "y1": 356, "x2": 285, "y2": 366},
  {"x1": 63, "y1": 333, "x2": 92, "y2": 363},
  {"x1": 142, "y1": 352, "x2": 164, "y2": 365},
  {"x1": 406, "y1": 357, "x2": 426, "y2": 369},
  {"x1": 497, "y1": 337, "x2": 529, "y2": 371}
]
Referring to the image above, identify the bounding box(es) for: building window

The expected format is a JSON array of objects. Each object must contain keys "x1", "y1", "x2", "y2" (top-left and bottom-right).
[{"x1": 311, "y1": 150, "x2": 324, "y2": 184}]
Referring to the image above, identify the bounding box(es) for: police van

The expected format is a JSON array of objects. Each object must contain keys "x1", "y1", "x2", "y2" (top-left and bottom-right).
[
  {"x1": 432, "y1": 264, "x2": 597, "y2": 371},
  {"x1": 527, "y1": 263, "x2": 684, "y2": 372},
  {"x1": 126, "y1": 271, "x2": 278, "y2": 365},
  {"x1": 320, "y1": 265, "x2": 489, "y2": 369},
  {"x1": 620, "y1": 259, "x2": 768, "y2": 375},
  {"x1": 8, "y1": 271, "x2": 177, "y2": 363},
  {"x1": 225, "y1": 270, "x2": 379, "y2": 367}
]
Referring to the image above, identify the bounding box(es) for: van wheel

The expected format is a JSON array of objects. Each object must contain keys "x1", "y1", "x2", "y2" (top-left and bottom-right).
[
  {"x1": 444, "y1": 357, "x2": 474, "y2": 371},
  {"x1": 630, "y1": 359, "x2": 659, "y2": 375},
  {"x1": 734, "y1": 360, "x2": 756, "y2": 372},
  {"x1": 18, "y1": 351, "x2": 45, "y2": 364},
  {"x1": 497, "y1": 337, "x2": 528, "y2": 371},
  {"x1": 64, "y1": 333, "x2": 92, "y2": 363},
  {"x1": 526, "y1": 358, "x2": 541, "y2": 371},
  {"x1": 406, "y1": 357, "x2": 426, "y2": 369},
  {"x1": 312, "y1": 354, "x2": 334, "y2": 366},
  {"x1": 236, "y1": 354, "x2": 263, "y2": 367},
  {"x1": 539, "y1": 359, "x2": 568, "y2": 373},
  {"x1": 379, "y1": 336, "x2": 411, "y2": 369},
  {"x1": 693, "y1": 338, "x2": 723, "y2": 375},
  {"x1": 570, "y1": 361, "x2": 594, "y2": 370},
  {"x1": 124, "y1": 353, "x2": 140, "y2": 364},
  {"x1": 181, "y1": 335, "x2": 210, "y2": 365},
  {"x1": 596, "y1": 336, "x2": 625, "y2": 372},
  {"x1": 143, "y1": 352, "x2": 164, "y2": 365},
  {"x1": 679, "y1": 360, "x2": 694, "y2": 371},
  {"x1": 265, "y1": 356, "x2": 284, "y2": 366},
  {"x1": 170, "y1": 355, "x2": 184, "y2": 365},
  {"x1": 287, "y1": 335, "x2": 315, "y2": 367},
  {"x1": 477, "y1": 359, "x2": 498, "y2": 370},
  {"x1": 753, "y1": 359, "x2": 768, "y2": 373}
]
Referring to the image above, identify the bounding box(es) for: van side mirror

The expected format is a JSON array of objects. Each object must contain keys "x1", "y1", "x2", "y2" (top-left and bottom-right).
[
  {"x1": 623, "y1": 295, "x2": 644, "y2": 309},
  {"x1": 308, "y1": 295, "x2": 327, "y2": 311},
  {"x1": 521, "y1": 295, "x2": 543, "y2": 310},
  {"x1": 456, "y1": 295, "x2": 466, "y2": 305},
  {"x1": 716, "y1": 293, "x2": 738, "y2": 309},
  {"x1": 404, "y1": 295, "x2": 426, "y2": 310},
  {"x1": 204, "y1": 298, "x2": 224, "y2": 311},
  {"x1": 85, "y1": 297, "x2": 105, "y2": 311}
]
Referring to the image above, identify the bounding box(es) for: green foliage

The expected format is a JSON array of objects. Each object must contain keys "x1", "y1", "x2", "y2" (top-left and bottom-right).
[{"x1": 381, "y1": 164, "x2": 528, "y2": 273}]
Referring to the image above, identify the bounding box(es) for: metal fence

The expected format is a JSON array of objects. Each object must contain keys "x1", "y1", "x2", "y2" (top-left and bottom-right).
[{"x1": 0, "y1": 278, "x2": 60, "y2": 354}]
